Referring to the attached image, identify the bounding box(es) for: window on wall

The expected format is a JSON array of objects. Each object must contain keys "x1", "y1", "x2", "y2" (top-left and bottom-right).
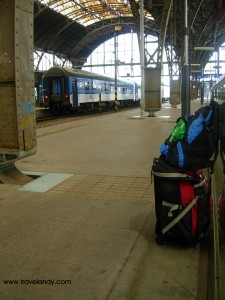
[
  {"x1": 83, "y1": 32, "x2": 159, "y2": 84},
  {"x1": 33, "y1": 35, "x2": 225, "y2": 100},
  {"x1": 34, "y1": 51, "x2": 72, "y2": 71},
  {"x1": 219, "y1": 46, "x2": 225, "y2": 74}
]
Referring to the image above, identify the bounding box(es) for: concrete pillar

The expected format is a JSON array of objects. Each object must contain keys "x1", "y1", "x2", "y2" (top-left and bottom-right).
[
  {"x1": 190, "y1": 88, "x2": 197, "y2": 100},
  {"x1": 170, "y1": 79, "x2": 181, "y2": 107},
  {"x1": 144, "y1": 68, "x2": 161, "y2": 116},
  {"x1": 0, "y1": 0, "x2": 36, "y2": 167}
]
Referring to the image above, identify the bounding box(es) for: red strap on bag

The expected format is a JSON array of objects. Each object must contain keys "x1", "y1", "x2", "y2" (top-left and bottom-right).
[{"x1": 180, "y1": 181, "x2": 197, "y2": 235}]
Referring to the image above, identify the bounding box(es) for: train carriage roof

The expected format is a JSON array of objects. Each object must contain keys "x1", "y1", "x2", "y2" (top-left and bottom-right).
[{"x1": 43, "y1": 66, "x2": 135, "y2": 85}]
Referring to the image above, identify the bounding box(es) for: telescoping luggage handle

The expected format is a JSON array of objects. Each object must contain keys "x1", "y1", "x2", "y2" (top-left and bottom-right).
[
  {"x1": 161, "y1": 196, "x2": 199, "y2": 235},
  {"x1": 220, "y1": 143, "x2": 225, "y2": 174},
  {"x1": 151, "y1": 170, "x2": 202, "y2": 182}
]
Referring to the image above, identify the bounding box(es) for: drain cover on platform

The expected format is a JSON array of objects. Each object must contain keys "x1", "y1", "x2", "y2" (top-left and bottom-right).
[{"x1": 17, "y1": 172, "x2": 74, "y2": 192}]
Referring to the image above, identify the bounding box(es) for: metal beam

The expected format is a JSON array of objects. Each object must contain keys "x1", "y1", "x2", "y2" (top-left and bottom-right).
[{"x1": 0, "y1": 0, "x2": 36, "y2": 168}]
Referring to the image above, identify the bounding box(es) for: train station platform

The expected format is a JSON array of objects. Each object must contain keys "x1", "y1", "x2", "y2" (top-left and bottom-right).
[{"x1": 0, "y1": 101, "x2": 213, "y2": 299}]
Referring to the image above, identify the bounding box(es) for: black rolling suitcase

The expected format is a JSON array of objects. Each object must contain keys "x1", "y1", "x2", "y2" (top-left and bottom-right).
[
  {"x1": 218, "y1": 103, "x2": 225, "y2": 234},
  {"x1": 152, "y1": 157, "x2": 212, "y2": 246},
  {"x1": 219, "y1": 193, "x2": 225, "y2": 234},
  {"x1": 220, "y1": 102, "x2": 225, "y2": 174}
]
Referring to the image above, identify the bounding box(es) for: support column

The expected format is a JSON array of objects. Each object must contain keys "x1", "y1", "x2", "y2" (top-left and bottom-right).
[
  {"x1": 181, "y1": 0, "x2": 190, "y2": 117},
  {"x1": 0, "y1": 0, "x2": 36, "y2": 168},
  {"x1": 201, "y1": 66, "x2": 204, "y2": 105},
  {"x1": 190, "y1": 81, "x2": 199, "y2": 100},
  {"x1": 114, "y1": 26, "x2": 121, "y2": 112},
  {"x1": 170, "y1": 79, "x2": 181, "y2": 107},
  {"x1": 144, "y1": 68, "x2": 161, "y2": 116},
  {"x1": 140, "y1": 0, "x2": 145, "y2": 117},
  {"x1": 144, "y1": 0, "x2": 172, "y2": 115}
]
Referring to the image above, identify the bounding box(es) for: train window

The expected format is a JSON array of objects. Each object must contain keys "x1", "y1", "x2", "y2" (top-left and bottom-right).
[
  {"x1": 110, "y1": 84, "x2": 114, "y2": 92},
  {"x1": 85, "y1": 80, "x2": 90, "y2": 90},
  {"x1": 99, "y1": 83, "x2": 102, "y2": 90},
  {"x1": 104, "y1": 83, "x2": 108, "y2": 91},
  {"x1": 92, "y1": 81, "x2": 97, "y2": 90},
  {"x1": 79, "y1": 80, "x2": 83, "y2": 89},
  {"x1": 51, "y1": 78, "x2": 61, "y2": 94}
]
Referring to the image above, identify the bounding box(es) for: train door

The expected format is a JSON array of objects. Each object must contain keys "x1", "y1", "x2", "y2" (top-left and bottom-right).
[
  {"x1": 51, "y1": 77, "x2": 63, "y2": 99},
  {"x1": 72, "y1": 79, "x2": 78, "y2": 108},
  {"x1": 43, "y1": 77, "x2": 61, "y2": 109}
]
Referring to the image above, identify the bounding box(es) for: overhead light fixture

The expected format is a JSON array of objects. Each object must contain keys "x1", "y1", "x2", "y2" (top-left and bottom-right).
[
  {"x1": 115, "y1": 25, "x2": 121, "y2": 31},
  {"x1": 190, "y1": 64, "x2": 201, "y2": 66},
  {"x1": 194, "y1": 47, "x2": 215, "y2": 51}
]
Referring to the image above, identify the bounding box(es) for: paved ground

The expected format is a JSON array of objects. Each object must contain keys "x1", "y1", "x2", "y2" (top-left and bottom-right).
[{"x1": 0, "y1": 101, "x2": 215, "y2": 299}]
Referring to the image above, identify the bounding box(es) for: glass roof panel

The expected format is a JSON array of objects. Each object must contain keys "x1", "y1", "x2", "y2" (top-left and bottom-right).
[{"x1": 39, "y1": 0, "x2": 138, "y2": 26}]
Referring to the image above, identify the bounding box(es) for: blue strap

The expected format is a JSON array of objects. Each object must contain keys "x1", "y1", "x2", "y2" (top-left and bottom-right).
[
  {"x1": 177, "y1": 141, "x2": 184, "y2": 168},
  {"x1": 205, "y1": 108, "x2": 213, "y2": 125},
  {"x1": 187, "y1": 114, "x2": 204, "y2": 144}
]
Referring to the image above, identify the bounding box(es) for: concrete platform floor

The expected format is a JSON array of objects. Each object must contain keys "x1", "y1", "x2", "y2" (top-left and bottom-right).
[{"x1": 0, "y1": 101, "x2": 210, "y2": 300}]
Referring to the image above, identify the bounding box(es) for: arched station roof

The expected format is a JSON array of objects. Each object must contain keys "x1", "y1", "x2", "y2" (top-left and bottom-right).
[
  {"x1": 34, "y1": 0, "x2": 225, "y2": 68},
  {"x1": 34, "y1": 0, "x2": 158, "y2": 66}
]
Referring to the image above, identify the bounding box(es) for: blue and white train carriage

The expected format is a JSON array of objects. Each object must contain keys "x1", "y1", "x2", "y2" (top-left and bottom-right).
[{"x1": 42, "y1": 66, "x2": 140, "y2": 111}]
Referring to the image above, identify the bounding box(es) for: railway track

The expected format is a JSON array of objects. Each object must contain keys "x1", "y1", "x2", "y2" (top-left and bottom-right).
[{"x1": 36, "y1": 106, "x2": 138, "y2": 127}]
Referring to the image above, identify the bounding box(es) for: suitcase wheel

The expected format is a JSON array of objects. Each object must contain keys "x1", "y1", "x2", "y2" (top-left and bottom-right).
[{"x1": 155, "y1": 235, "x2": 164, "y2": 245}]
